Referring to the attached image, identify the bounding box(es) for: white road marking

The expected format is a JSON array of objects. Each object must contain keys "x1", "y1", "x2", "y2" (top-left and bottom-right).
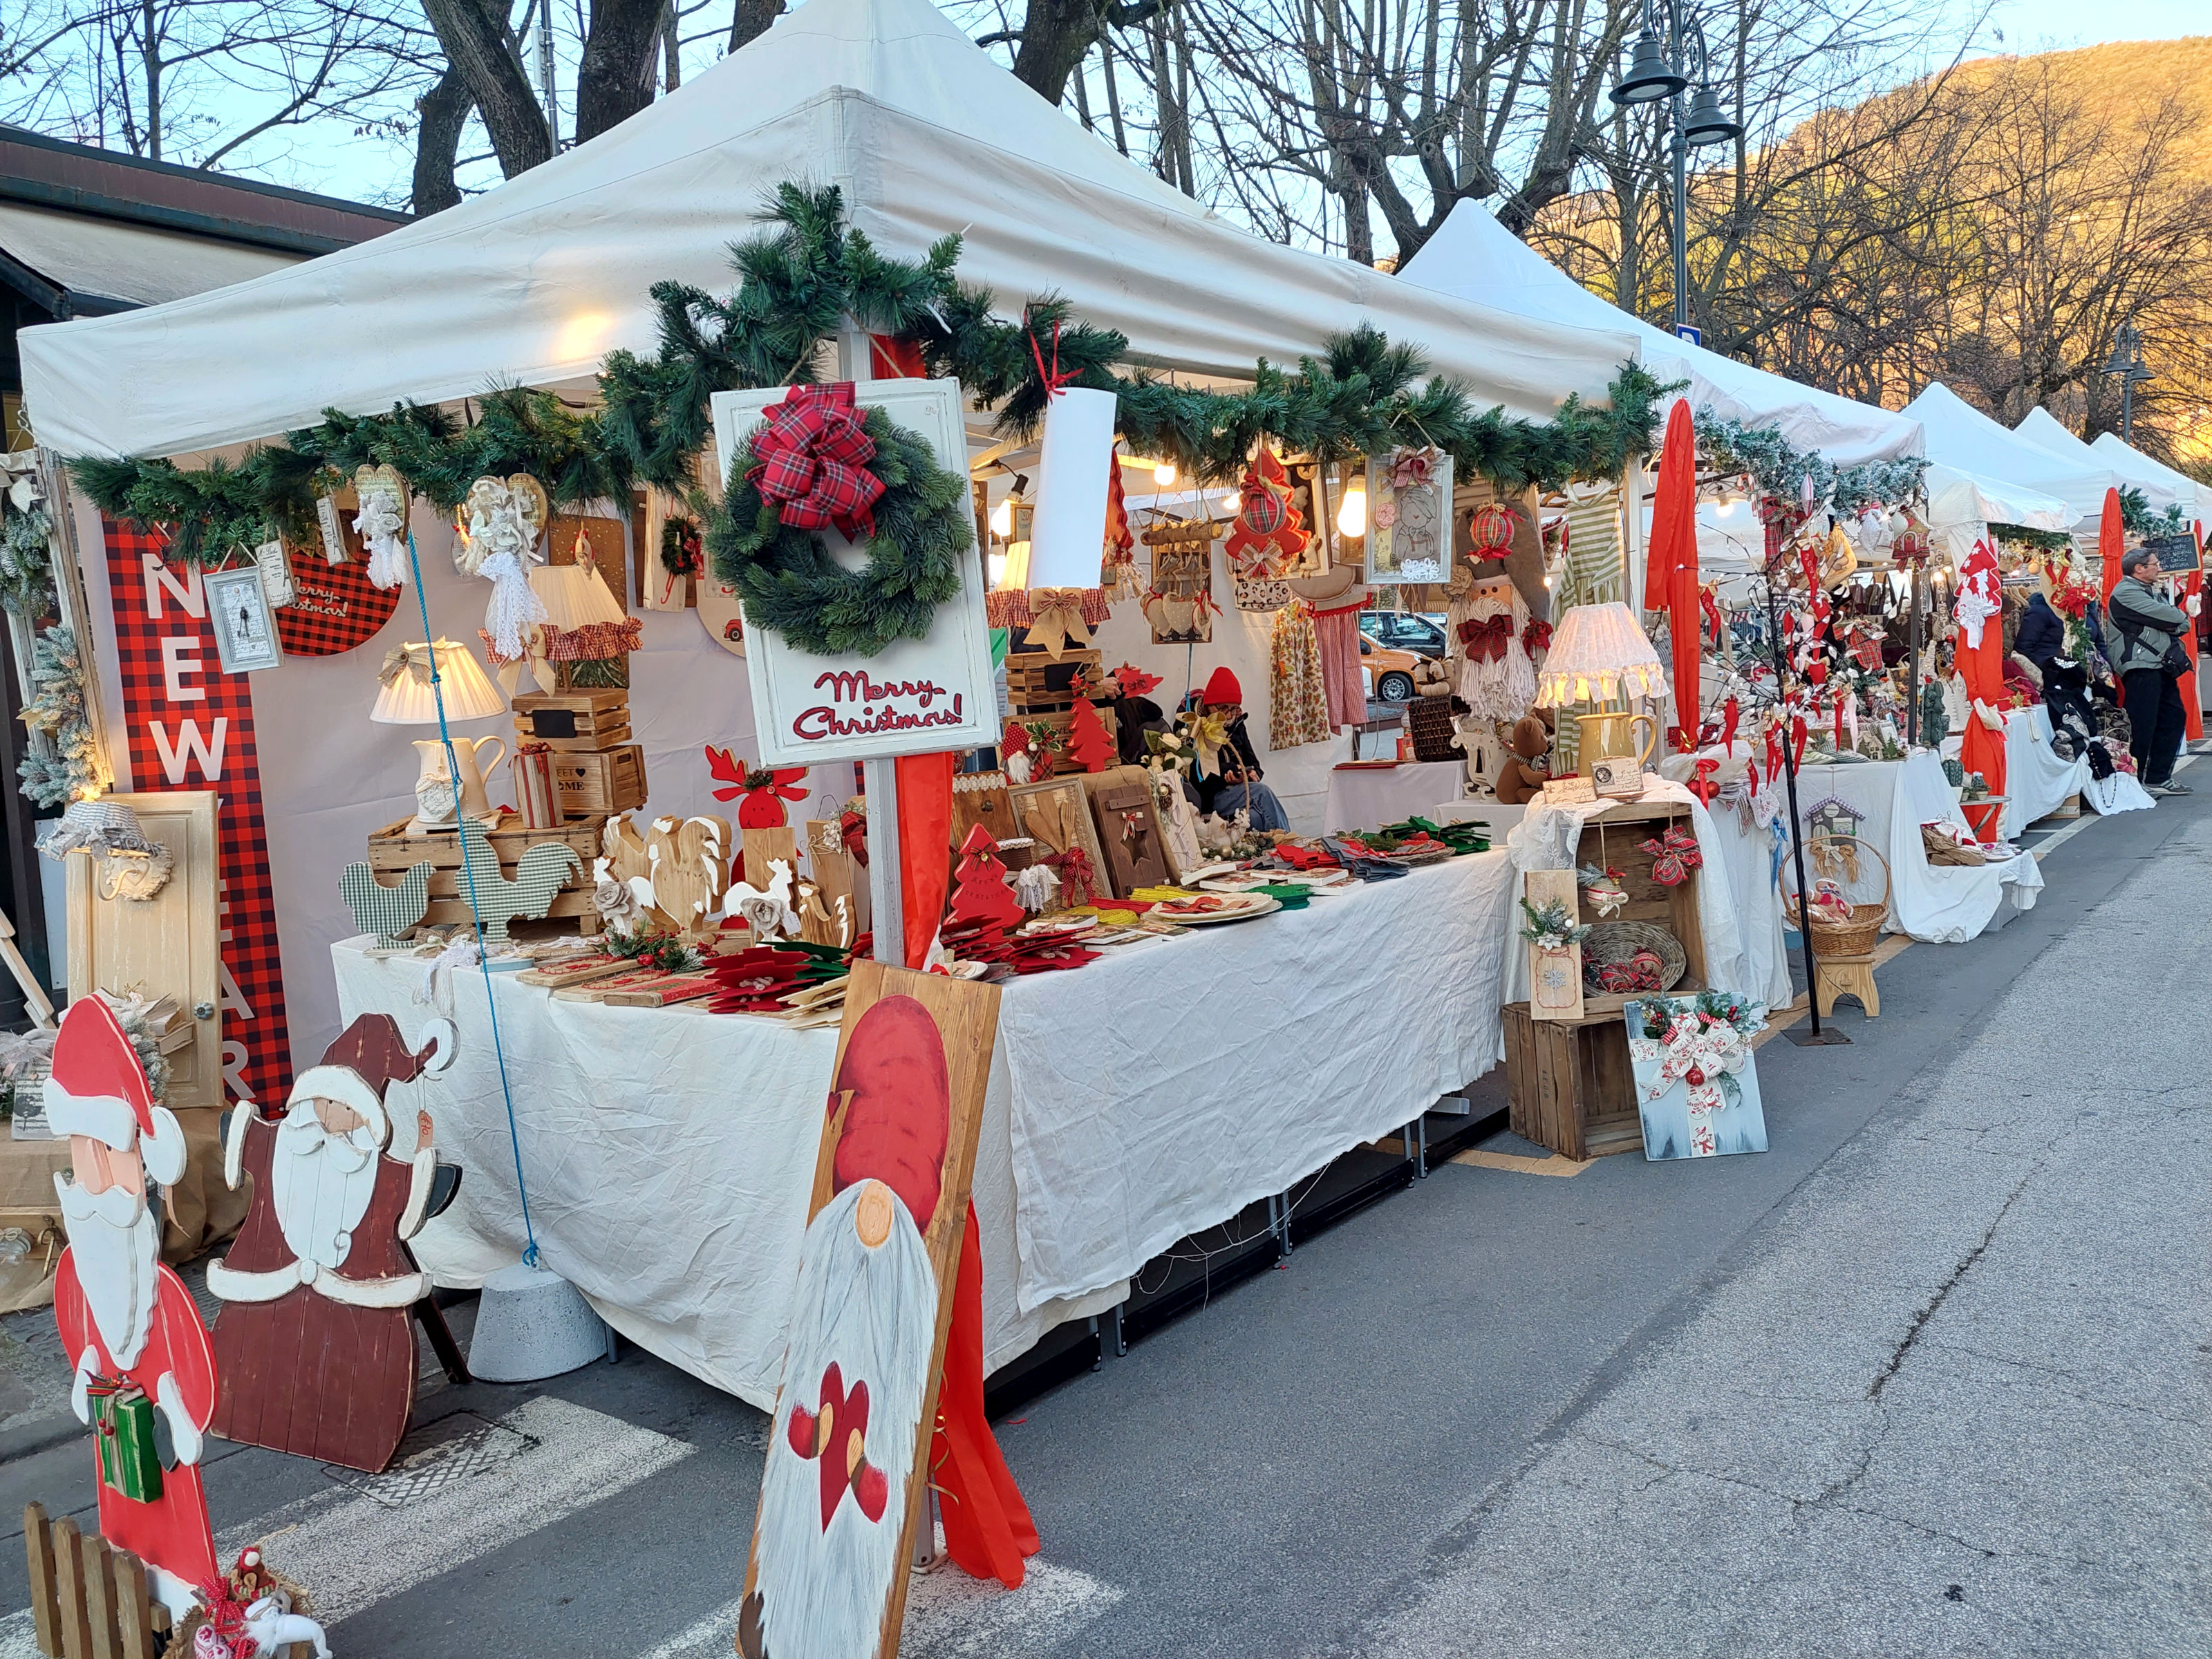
[
  {"x1": 230, "y1": 1395, "x2": 693, "y2": 1623},
  {"x1": 629, "y1": 1557, "x2": 1124, "y2": 1659}
]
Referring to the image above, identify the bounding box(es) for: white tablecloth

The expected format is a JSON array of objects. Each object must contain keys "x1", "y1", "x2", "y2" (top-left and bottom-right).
[
  {"x1": 330, "y1": 850, "x2": 1515, "y2": 1404},
  {"x1": 1322, "y1": 760, "x2": 1466, "y2": 832},
  {"x1": 2000, "y1": 706, "x2": 2090, "y2": 837},
  {"x1": 1790, "y1": 753, "x2": 2042, "y2": 944}
]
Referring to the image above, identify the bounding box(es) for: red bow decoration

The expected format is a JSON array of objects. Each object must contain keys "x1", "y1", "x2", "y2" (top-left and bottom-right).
[
  {"x1": 1459, "y1": 613, "x2": 1513, "y2": 661},
  {"x1": 747, "y1": 383, "x2": 884, "y2": 538},
  {"x1": 1638, "y1": 825, "x2": 1703, "y2": 887},
  {"x1": 1042, "y1": 845, "x2": 1098, "y2": 907},
  {"x1": 1688, "y1": 758, "x2": 1721, "y2": 805},
  {"x1": 839, "y1": 807, "x2": 869, "y2": 868},
  {"x1": 788, "y1": 1362, "x2": 890, "y2": 1529},
  {"x1": 1391, "y1": 448, "x2": 1438, "y2": 489},
  {"x1": 706, "y1": 747, "x2": 809, "y2": 828},
  {"x1": 1521, "y1": 619, "x2": 1553, "y2": 656}
]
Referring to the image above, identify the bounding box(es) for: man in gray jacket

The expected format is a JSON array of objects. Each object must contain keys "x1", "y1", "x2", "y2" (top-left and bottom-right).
[{"x1": 2108, "y1": 547, "x2": 2193, "y2": 794}]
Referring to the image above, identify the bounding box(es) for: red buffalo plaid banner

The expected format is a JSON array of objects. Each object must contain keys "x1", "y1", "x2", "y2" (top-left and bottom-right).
[{"x1": 103, "y1": 521, "x2": 292, "y2": 1107}]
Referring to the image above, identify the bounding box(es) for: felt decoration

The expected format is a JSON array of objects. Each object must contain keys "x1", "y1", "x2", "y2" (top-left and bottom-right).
[
  {"x1": 1223, "y1": 445, "x2": 1308, "y2": 577},
  {"x1": 706, "y1": 748, "x2": 809, "y2": 828},
  {"x1": 1064, "y1": 697, "x2": 1118, "y2": 773},
  {"x1": 341, "y1": 859, "x2": 435, "y2": 948},
  {"x1": 948, "y1": 824, "x2": 1024, "y2": 932}
]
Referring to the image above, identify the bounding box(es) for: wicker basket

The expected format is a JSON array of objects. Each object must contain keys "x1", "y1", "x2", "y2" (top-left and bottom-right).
[
  {"x1": 1779, "y1": 833, "x2": 1891, "y2": 956},
  {"x1": 1581, "y1": 920, "x2": 1687, "y2": 995},
  {"x1": 1406, "y1": 695, "x2": 1464, "y2": 762}
]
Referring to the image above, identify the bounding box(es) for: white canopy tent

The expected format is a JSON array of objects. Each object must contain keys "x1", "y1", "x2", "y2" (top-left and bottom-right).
[
  {"x1": 17, "y1": 0, "x2": 1636, "y2": 461},
  {"x1": 1398, "y1": 201, "x2": 1923, "y2": 467},
  {"x1": 1902, "y1": 382, "x2": 2172, "y2": 526},
  {"x1": 2011, "y1": 406, "x2": 2200, "y2": 521}
]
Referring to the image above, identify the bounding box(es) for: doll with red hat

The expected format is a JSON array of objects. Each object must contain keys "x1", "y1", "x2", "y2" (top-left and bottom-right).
[
  {"x1": 1183, "y1": 666, "x2": 1291, "y2": 830},
  {"x1": 46, "y1": 996, "x2": 218, "y2": 1615}
]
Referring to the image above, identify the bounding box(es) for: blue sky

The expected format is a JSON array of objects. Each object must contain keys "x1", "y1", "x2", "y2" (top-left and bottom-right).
[{"x1": 1980, "y1": 0, "x2": 2206, "y2": 50}]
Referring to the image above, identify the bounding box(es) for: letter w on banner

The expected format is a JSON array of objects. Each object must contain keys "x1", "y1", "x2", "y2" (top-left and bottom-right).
[{"x1": 103, "y1": 519, "x2": 292, "y2": 1107}]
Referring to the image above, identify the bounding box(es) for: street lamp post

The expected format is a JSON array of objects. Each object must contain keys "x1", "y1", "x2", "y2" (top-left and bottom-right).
[
  {"x1": 2101, "y1": 322, "x2": 2154, "y2": 443},
  {"x1": 1611, "y1": 0, "x2": 1743, "y2": 344}
]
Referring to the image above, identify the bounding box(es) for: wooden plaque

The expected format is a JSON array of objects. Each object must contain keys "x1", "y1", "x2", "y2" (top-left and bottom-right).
[
  {"x1": 738, "y1": 962, "x2": 1001, "y2": 1659},
  {"x1": 1525, "y1": 867, "x2": 1586, "y2": 1022}
]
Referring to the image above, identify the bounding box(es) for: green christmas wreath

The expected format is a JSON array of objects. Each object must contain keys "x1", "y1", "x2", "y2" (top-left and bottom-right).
[{"x1": 706, "y1": 405, "x2": 973, "y2": 658}]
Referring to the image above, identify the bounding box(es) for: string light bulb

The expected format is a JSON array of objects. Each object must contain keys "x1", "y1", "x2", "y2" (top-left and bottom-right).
[
  {"x1": 1337, "y1": 475, "x2": 1367, "y2": 539},
  {"x1": 1153, "y1": 458, "x2": 1179, "y2": 487}
]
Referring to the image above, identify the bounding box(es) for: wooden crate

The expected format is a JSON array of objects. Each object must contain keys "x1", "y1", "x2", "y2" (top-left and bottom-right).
[
  {"x1": 23, "y1": 1501, "x2": 166, "y2": 1659},
  {"x1": 1502, "y1": 1001, "x2": 1642, "y2": 1160},
  {"x1": 551, "y1": 745, "x2": 646, "y2": 818},
  {"x1": 1572, "y1": 798, "x2": 1707, "y2": 1018},
  {"x1": 1005, "y1": 648, "x2": 1104, "y2": 716},
  {"x1": 512, "y1": 689, "x2": 631, "y2": 749},
  {"x1": 366, "y1": 815, "x2": 602, "y2": 937}
]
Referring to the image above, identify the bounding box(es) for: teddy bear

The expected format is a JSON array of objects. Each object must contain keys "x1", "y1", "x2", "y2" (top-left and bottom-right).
[{"x1": 1492, "y1": 714, "x2": 1552, "y2": 805}]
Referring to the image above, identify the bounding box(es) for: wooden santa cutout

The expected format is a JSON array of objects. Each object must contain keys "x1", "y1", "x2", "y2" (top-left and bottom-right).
[
  {"x1": 740, "y1": 963, "x2": 1002, "y2": 1659},
  {"x1": 46, "y1": 997, "x2": 218, "y2": 1615},
  {"x1": 207, "y1": 1013, "x2": 458, "y2": 1473}
]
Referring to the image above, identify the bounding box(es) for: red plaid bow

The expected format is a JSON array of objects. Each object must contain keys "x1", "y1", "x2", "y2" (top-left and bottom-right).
[
  {"x1": 1459, "y1": 613, "x2": 1513, "y2": 662},
  {"x1": 747, "y1": 383, "x2": 883, "y2": 538},
  {"x1": 1521, "y1": 619, "x2": 1553, "y2": 657}
]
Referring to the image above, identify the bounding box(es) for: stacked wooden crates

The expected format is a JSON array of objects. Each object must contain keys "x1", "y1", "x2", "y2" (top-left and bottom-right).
[
  {"x1": 512, "y1": 689, "x2": 646, "y2": 821},
  {"x1": 364, "y1": 814, "x2": 605, "y2": 936},
  {"x1": 1502, "y1": 799, "x2": 1709, "y2": 1161},
  {"x1": 1004, "y1": 648, "x2": 1112, "y2": 751}
]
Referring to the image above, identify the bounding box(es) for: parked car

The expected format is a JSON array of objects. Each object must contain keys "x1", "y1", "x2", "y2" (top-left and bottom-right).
[
  {"x1": 1360, "y1": 611, "x2": 1448, "y2": 659},
  {"x1": 1360, "y1": 633, "x2": 1423, "y2": 703}
]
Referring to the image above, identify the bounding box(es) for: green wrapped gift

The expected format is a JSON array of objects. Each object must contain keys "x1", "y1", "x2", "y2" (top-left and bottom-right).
[{"x1": 87, "y1": 1381, "x2": 163, "y2": 1504}]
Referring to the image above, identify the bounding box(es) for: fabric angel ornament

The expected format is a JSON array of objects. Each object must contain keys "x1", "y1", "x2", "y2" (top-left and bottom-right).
[
  {"x1": 461, "y1": 476, "x2": 550, "y2": 662},
  {"x1": 353, "y1": 465, "x2": 411, "y2": 590}
]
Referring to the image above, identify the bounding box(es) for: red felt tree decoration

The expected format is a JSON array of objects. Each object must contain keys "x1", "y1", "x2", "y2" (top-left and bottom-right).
[
  {"x1": 948, "y1": 824, "x2": 1025, "y2": 929},
  {"x1": 705, "y1": 747, "x2": 809, "y2": 828},
  {"x1": 1223, "y1": 445, "x2": 1308, "y2": 577},
  {"x1": 1064, "y1": 696, "x2": 1117, "y2": 773}
]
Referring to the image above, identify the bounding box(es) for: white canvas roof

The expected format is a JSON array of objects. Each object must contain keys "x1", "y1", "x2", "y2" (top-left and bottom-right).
[
  {"x1": 2012, "y1": 406, "x2": 2197, "y2": 519},
  {"x1": 1398, "y1": 200, "x2": 1922, "y2": 467},
  {"x1": 1900, "y1": 382, "x2": 2153, "y2": 526},
  {"x1": 17, "y1": 0, "x2": 1638, "y2": 460}
]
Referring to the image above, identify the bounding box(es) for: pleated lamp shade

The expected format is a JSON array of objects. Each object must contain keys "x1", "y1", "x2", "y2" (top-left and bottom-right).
[
  {"x1": 370, "y1": 640, "x2": 507, "y2": 724},
  {"x1": 531, "y1": 561, "x2": 628, "y2": 628},
  {"x1": 1534, "y1": 603, "x2": 1667, "y2": 707}
]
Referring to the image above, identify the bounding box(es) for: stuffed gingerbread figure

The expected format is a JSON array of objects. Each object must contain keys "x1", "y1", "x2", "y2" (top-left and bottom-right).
[{"x1": 1492, "y1": 715, "x2": 1552, "y2": 805}]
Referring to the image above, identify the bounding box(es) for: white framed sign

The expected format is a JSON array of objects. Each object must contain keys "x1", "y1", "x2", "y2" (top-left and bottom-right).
[
  {"x1": 709, "y1": 377, "x2": 994, "y2": 767},
  {"x1": 203, "y1": 564, "x2": 284, "y2": 673}
]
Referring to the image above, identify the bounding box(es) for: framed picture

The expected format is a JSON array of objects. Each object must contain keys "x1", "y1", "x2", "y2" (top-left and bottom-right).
[
  {"x1": 204, "y1": 565, "x2": 284, "y2": 673},
  {"x1": 1008, "y1": 775, "x2": 1108, "y2": 902},
  {"x1": 1623, "y1": 993, "x2": 1770, "y2": 1160},
  {"x1": 1367, "y1": 446, "x2": 1454, "y2": 585}
]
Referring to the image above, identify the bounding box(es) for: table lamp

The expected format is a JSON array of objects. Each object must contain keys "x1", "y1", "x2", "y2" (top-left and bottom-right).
[
  {"x1": 371, "y1": 639, "x2": 509, "y2": 833},
  {"x1": 1534, "y1": 602, "x2": 1668, "y2": 798},
  {"x1": 529, "y1": 556, "x2": 636, "y2": 689}
]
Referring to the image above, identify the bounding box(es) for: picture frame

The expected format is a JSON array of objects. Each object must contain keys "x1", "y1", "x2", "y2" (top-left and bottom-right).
[
  {"x1": 1367, "y1": 446, "x2": 1454, "y2": 585},
  {"x1": 1008, "y1": 775, "x2": 1109, "y2": 901},
  {"x1": 203, "y1": 564, "x2": 285, "y2": 673}
]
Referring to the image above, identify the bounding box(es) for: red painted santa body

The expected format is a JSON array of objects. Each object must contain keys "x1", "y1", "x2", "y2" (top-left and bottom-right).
[
  {"x1": 46, "y1": 997, "x2": 217, "y2": 1615},
  {"x1": 742, "y1": 995, "x2": 950, "y2": 1659},
  {"x1": 206, "y1": 1013, "x2": 452, "y2": 1473}
]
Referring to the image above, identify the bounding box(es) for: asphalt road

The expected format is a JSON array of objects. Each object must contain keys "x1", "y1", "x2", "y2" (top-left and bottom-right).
[{"x1": 0, "y1": 776, "x2": 2202, "y2": 1658}]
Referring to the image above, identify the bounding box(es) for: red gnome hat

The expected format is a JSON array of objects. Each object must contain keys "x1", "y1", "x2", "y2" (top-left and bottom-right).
[
  {"x1": 1201, "y1": 666, "x2": 1242, "y2": 707},
  {"x1": 829, "y1": 996, "x2": 950, "y2": 1227},
  {"x1": 286, "y1": 1013, "x2": 455, "y2": 1151},
  {"x1": 45, "y1": 997, "x2": 187, "y2": 1185}
]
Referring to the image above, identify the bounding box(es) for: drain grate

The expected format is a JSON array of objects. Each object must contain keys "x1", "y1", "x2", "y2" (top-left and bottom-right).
[{"x1": 320, "y1": 1410, "x2": 538, "y2": 1508}]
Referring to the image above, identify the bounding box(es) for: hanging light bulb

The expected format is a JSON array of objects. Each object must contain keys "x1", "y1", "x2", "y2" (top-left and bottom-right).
[
  {"x1": 1153, "y1": 458, "x2": 1179, "y2": 488},
  {"x1": 1337, "y1": 474, "x2": 1368, "y2": 539},
  {"x1": 989, "y1": 494, "x2": 1015, "y2": 539}
]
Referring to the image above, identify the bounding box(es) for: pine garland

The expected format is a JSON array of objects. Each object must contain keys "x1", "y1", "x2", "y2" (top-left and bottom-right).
[
  {"x1": 1694, "y1": 411, "x2": 1928, "y2": 516},
  {"x1": 707, "y1": 406, "x2": 972, "y2": 657},
  {"x1": 2117, "y1": 485, "x2": 2188, "y2": 539},
  {"x1": 0, "y1": 503, "x2": 53, "y2": 616},
  {"x1": 19, "y1": 625, "x2": 101, "y2": 808}
]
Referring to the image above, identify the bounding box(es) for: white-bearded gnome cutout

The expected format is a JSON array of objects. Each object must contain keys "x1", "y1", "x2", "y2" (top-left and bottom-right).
[
  {"x1": 207, "y1": 1012, "x2": 454, "y2": 1472},
  {"x1": 46, "y1": 996, "x2": 220, "y2": 1614},
  {"x1": 742, "y1": 996, "x2": 953, "y2": 1659},
  {"x1": 1457, "y1": 579, "x2": 1539, "y2": 723}
]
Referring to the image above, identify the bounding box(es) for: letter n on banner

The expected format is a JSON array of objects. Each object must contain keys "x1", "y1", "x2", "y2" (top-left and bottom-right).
[{"x1": 102, "y1": 519, "x2": 292, "y2": 1106}]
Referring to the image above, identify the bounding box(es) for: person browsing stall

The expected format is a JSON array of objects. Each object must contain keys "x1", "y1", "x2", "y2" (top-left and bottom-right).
[
  {"x1": 2108, "y1": 546, "x2": 2193, "y2": 796},
  {"x1": 1186, "y1": 667, "x2": 1291, "y2": 832}
]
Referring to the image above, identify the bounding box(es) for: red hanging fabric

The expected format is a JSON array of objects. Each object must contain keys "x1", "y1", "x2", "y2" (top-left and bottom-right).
[
  {"x1": 1956, "y1": 544, "x2": 2009, "y2": 842},
  {"x1": 868, "y1": 333, "x2": 929, "y2": 379},
  {"x1": 894, "y1": 751, "x2": 955, "y2": 968},
  {"x1": 2098, "y1": 487, "x2": 2125, "y2": 607},
  {"x1": 1646, "y1": 401, "x2": 1702, "y2": 751},
  {"x1": 2184, "y1": 553, "x2": 2204, "y2": 742},
  {"x1": 929, "y1": 1204, "x2": 1041, "y2": 1586}
]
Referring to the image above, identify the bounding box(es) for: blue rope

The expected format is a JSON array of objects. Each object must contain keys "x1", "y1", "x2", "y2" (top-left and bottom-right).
[{"x1": 404, "y1": 530, "x2": 541, "y2": 1268}]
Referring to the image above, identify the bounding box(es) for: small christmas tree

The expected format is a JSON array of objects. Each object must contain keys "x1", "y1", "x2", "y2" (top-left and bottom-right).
[
  {"x1": 948, "y1": 823, "x2": 1024, "y2": 929},
  {"x1": 1065, "y1": 695, "x2": 1117, "y2": 773}
]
